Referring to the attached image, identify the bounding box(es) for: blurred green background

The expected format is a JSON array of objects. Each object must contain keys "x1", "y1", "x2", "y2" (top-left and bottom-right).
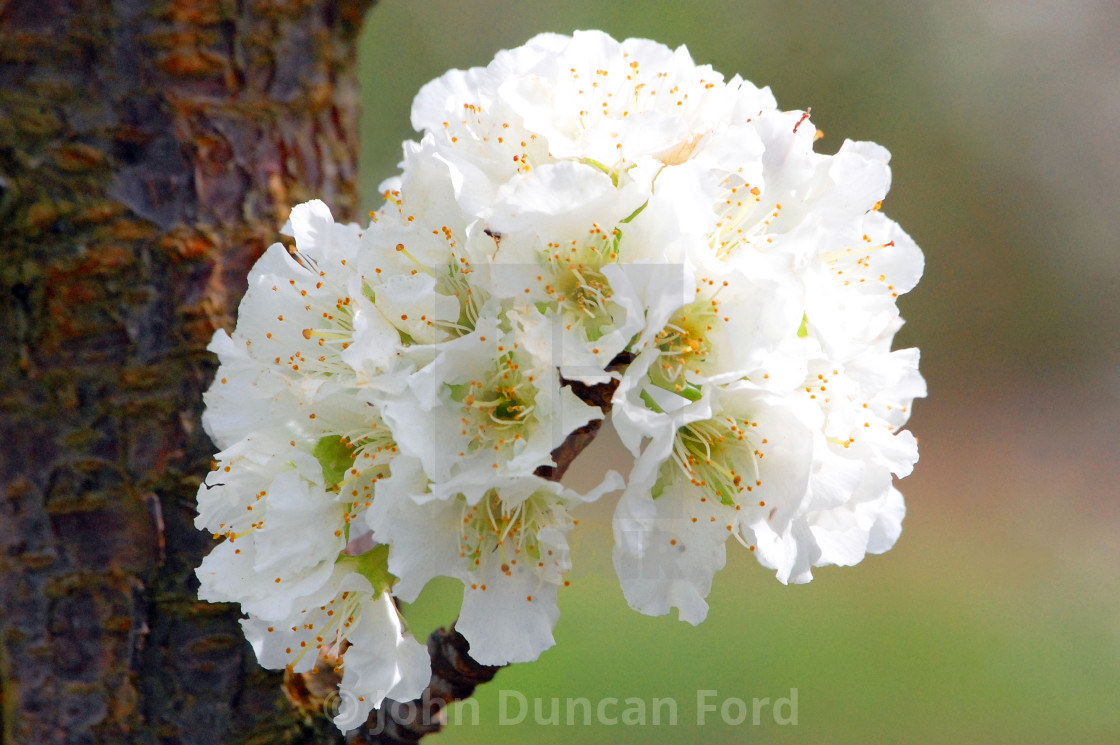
[{"x1": 356, "y1": 2, "x2": 1120, "y2": 743}]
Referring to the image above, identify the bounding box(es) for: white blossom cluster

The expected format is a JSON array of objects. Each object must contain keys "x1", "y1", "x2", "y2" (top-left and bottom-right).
[{"x1": 195, "y1": 30, "x2": 924, "y2": 732}]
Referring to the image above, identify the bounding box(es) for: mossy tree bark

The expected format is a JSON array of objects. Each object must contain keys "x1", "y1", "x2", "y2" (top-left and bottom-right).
[{"x1": 0, "y1": 2, "x2": 374, "y2": 743}]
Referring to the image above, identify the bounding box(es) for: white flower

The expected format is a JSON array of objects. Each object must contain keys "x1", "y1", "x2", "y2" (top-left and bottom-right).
[
  {"x1": 479, "y1": 161, "x2": 650, "y2": 382},
  {"x1": 369, "y1": 458, "x2": 623, "y2": 665},
  {"x1": 195, "y1": 435, "x2": 345, "y2": 618},
  {"x1": 613, "y1": 384, "x2": 816, "y2": 619},
  {"x1": 485, "y1": 31, "x2": 772, "y2": 168},
  {"x1": 197, "y1": 29, "x2": 925, "y2": 725},
  {"x1": 201, "y1": 201, "x2": 366, "y2": 450},
  {"x1": 240, "y1": 561, "x2": 430, "y2": 730},
  {"x1": 377, "y1": 308, "x2": 602, "y2": 494}
]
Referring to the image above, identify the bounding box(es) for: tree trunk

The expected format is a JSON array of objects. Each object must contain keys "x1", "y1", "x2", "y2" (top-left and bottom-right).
[{"x1": 0, "y1": 2, "x2": 374, "y2": 743}]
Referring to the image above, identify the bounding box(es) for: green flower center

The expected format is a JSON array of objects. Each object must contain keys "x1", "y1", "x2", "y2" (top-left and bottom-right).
[
  {"x1": 313, "y1": 421, "x2": 398, "y2": 531},
  {"x1": 453, "y1": 353, "x2": 537, "y2": 454},
  {"x1": 458, "y1": 489, "x2": 567, "y2": 572},
  {"x1": 542, "y1": 228, "x2": 620, "y2": 340},
  {"x1": 650, "y1": 296, "x2": 720, "y2": 397},
  {"x1": 670, "y1": 416, "x2": 759, "y2": 506}
]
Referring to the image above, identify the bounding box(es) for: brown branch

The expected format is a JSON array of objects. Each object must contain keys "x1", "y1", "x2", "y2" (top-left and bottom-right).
[
  {"x1": 536, "y1": 350, "x2": 634, "y2": 481},
  {"x1": 344, "y1": 627, "x2": 501, "y2": 745}
]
